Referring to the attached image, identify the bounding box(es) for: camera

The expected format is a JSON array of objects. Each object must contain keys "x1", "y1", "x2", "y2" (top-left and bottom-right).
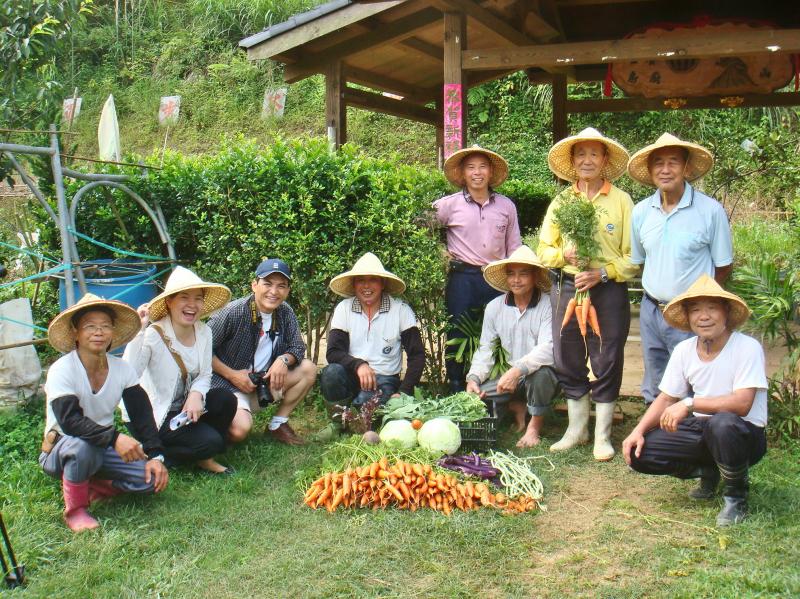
[{"x1": 248, "y1": 371, "x2": 274, "y2": 407}]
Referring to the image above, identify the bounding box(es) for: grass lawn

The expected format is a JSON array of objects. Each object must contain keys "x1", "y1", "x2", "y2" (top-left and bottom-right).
[{"x1": 1, "y1": 397, "x2": 798, "y2": 598}]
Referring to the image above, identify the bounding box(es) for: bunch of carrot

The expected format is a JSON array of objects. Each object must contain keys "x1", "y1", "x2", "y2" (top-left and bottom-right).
[
  {"x1": 561, "y1": 290, "x2": 601, "y2": 344},
  {"x1": 303, "y1": 457, "x2": 538, "y2": 516}
]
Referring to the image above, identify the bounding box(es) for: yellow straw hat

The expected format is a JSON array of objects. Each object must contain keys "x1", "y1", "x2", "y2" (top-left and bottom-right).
[
  {"x1": 547, "y1": 127, "x2": 630, "y2": 182},
  {"x1": 147, "y1": 266, "x2": 231, "y2": 322},
  {"x1": 627, "y1": 132, "x2": 714, "y2": 186},
  {"x1": 663, "y1": 274, "x2": 751, "y2": 332},
  {"x1": 482, "y1": 246, "x2": 551, "y2": 293},
  {"x1": 329, "y1": 252, "x2": 406, "y2": 297},
  {"x1": 47, "y1": 293, "x2": 141, "y2": 354},
  {"x1": 443, "y1": 145, "x2": 509, "y2": 188}
]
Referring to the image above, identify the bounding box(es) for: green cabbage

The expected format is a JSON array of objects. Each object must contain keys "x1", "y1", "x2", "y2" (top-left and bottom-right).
[
  {"x1": 378, "y1": 419, "x2": 418, "y2": 449},
  {"x1": 417, "y1": 418, "x2": 461, "y2": 455}
]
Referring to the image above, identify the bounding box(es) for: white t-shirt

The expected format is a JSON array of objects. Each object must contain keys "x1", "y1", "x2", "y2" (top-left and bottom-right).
[
  {"x1": 329, "y1": 295, "x2": 417, "y2": 376},
  {"x1": 44, "y1": 351, "x2": 140, "y2": 434},
  {"x1": 253, "y1": 312, "x2": 274, "y2": 372},
  {"x1": 659, "y1": 331, "x2": 768, "y2": 427}
]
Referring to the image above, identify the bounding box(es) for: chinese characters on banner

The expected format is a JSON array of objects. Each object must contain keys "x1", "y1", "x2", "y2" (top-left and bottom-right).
[
  {"x1": 443, "y1": 83, "x2": 463, "y2": 158},
  {"x1": 262, "y1": 87, "x2": 288, "y2": 118},
  {"x1": 159, "y1": 96, "x2": 181, "y2": 126},
  {"x1": 62, "y1": 98, "x2": 82, "y2": 125}
]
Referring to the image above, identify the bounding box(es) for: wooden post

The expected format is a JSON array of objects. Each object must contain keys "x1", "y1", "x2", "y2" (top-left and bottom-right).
[
  {"x1": 435, "y1": 98, "x2": 445, "y2": 168},
  {"x1": 443, "y1": 11, "x2": 466, "y2": 158},
  {"x1": 551, "y1": 73, "x2": 567, "y2": 144},
  {"x1": 325, "y1": 60, "x2": 346, "y2": 149}
]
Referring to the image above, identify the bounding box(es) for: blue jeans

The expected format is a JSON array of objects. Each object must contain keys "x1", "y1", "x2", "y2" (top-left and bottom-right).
[
  {"x1": 639, "y1": 295, "x2": 693, "y2": 404},
  {"x1": 320, "y1": 363, "x2": 400, "y2": 408}
]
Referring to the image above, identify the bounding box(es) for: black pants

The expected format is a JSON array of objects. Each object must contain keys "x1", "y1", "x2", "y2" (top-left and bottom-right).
[
  {"x1": 630, "y1": 413, "x2": 767, "y2": 478},
  {"x1": 550, "y1": 273, "x2": 629, "y2": 404},
  {"x1": 157, "y1": 388, "x2": 237, "y2": 465},
  {"x1": 320, "y1": 363, "x2": 400, "y2": 407},
  {"x1": 445, "y1": 266, "x2": 502, "y2": 391}
]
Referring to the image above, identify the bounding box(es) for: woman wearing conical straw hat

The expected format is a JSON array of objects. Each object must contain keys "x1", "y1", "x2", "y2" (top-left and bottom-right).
[
  {"x1": 627, "y1": 133, "x2": 733, "y2": 408},
  {"x1": 39, "y1": 294, "x2": 169, "y2": 532},
  {"x1": 537, "y1": 127, "x2": 639, "y2": 461},
  {"x1": 123, "y1": 266, "x2": 237, "y2": 474},
  {"x1": 319, "y1": 252, "x2": 426, "y2": 438},
  {"x1": 622, "y1": 275, "x2": 767, "y2": 527}
]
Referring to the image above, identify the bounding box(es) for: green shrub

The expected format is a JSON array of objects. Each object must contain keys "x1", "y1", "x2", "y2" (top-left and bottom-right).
[{"x1": 496, "y1": 178, "x2": 555, "y2": 235}]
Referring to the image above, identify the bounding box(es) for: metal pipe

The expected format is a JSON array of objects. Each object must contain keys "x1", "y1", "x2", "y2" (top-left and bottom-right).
[
  {"x1": 0, "y1": 338, "x2": 48, "y2": 351},
  {"x1": 0, "y1": 142, "x2": 54, "y2": 156},
  {"x1": 2, "y1": 153, "x2": 58, "y2": 225},
  {"x1": 49, "y1": 126, "x2": 77, "y2": 305},
  {"x1": 62, "y1": 167, "x2": 129, "y2": 183}
]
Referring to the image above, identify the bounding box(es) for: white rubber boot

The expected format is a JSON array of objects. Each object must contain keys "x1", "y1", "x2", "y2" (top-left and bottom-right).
[
  {"x1": 593, "y1": 401, "x2": 616, "y2": 461},
  {"x1": 550, "y1": 393, "x2": 590, "y2": 452}
]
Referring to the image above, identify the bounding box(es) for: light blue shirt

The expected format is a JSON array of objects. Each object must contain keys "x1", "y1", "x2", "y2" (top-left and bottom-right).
[{"x1": 631, "y1": 182, "x2": 733, "y2": 303}]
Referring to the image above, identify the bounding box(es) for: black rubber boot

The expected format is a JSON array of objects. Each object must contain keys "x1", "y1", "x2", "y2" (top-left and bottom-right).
[
  {"x1": 716, "y1": 465, "x2": 749, "y2": 527},
  {"x1": 688, "y1": 465, "x2": 721, "y2": 500}
]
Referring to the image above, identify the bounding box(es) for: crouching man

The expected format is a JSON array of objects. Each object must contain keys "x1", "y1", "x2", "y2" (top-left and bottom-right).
[
  {"x1": 319, "y1": 253, "x2": 426, "y2": 437},
  {"x1": 40, "y1": 294, "x2": 169, "y2": 532},
  {"x1": 622, "y1": 275, "x2": 767, "y2": 526},
  {"x1": 465, "y1": 246, "x2": 559, "y2": 448},
  {"x1": 209, "y1": 258, "x2": 317, "y2": 445}
]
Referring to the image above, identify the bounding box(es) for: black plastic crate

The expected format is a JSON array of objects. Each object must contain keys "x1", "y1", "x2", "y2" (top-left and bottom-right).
[{"x1": 458, "y1": 416, "x2": 497, "y2": 453}]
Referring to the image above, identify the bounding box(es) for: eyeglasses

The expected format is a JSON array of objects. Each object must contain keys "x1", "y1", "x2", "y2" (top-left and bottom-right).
[{"x1": 80, "y1": 324, "x2": 114, "y2": 334}]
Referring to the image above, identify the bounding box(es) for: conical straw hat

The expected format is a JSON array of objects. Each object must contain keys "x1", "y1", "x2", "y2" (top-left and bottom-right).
[
  {"x1": 329, "y1": 252, "x2": 406, "y2": 297},
  {"x1": 482, "y1": 246, "x2": 551, "y2": 293},
  {"x1": 627, "y1": 132, "x2": 714, "y2": 186},
  {"x1": 547, "y1": 127, "x2": 630, "y2": 182},
  {"x1": 443, "y1": 145, "x2": 509, "y2": 188},
  {"x1": 48, "y1": 293, "x2": 141, "y2": 354},
  {"x1": 663, "y1": 274, "x2": 750, "y2": 332},
  {"x1": 147, "y1": 266, "x2": 231, "y2": 322}
]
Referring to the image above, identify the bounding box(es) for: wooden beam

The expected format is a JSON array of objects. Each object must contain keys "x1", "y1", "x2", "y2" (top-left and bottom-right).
[
  {"x1": 342, "y1": 65, "x2": 437, "y2": 104},
  {"x1": 566, "y1": 92, "x2": 800, "y2": 114},
  {"x1": 399, "y1": 37, "x2": 444, "y2": 63},
  {"x1": 527, "y1": 66, "x2": 606, "y2": 84},
  {"x1": 284, "y1": 7, "x2": 443, "y2": 83},
  {"x1": 343, "y1": 86, "x2": 441, "y2": 125},
  {"x1": 552, "y1": 73, "x2": 568, "y2": 144},
  {"x1": 443, "y1": 11, "x2": 467, "y2": 156},
  {"x1": 462, "y1": 28, "x2": 800, "y2": 71},
  {"x1": 326, "y1": 61, "x2": 347, "y2": 148},
  {"x1": 243, "y1": 1, "x2": 403, "y2": 61},
  {"x1": 433, "y1": 0, "x2": 558, "y2": 44}
]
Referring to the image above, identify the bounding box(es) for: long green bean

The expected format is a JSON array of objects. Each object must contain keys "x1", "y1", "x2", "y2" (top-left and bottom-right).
[{"x1": 487, "y1": 450, "x2": 551, "y2": 501}]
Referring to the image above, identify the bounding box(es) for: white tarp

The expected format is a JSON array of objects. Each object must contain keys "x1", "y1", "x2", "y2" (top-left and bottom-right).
[
  {"x1": 98, "y1": 94, "x2": 122, "y2": 162},
  {"x1": 0, "y1": 298, "x2": 42, "y2": 405}
]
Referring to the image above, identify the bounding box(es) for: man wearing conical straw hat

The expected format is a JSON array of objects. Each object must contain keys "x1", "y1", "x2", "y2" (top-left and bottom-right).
[
  {"x1": 465, "y1": 246, "x2": 559, "y2": 448},
  {"x1": 538, "y1": 127, "x2": 638, "y2": 461},
  {"x1": 39, "y1": 294, "x2": 169, "y2": 532},
  {"x1": 320, "y1": 252, "x2": 426, "y2": 437},
  {"x1": 628, "y1": 133, "x2": 733, "y2": 407},
  {"x1": 434, "y1": 145, "x2": 522, "y2": 393},
  {"x1": 622, "y1": 275, "x2": 767, "y2": 527}
]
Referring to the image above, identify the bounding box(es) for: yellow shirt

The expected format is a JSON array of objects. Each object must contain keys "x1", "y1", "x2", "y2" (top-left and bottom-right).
[{"x1": 537, "y1": 181, "x2": 639, "y2": 282}]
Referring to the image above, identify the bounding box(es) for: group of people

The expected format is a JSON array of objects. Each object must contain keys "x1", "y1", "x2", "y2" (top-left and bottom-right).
[{"x1": 38, "y1": 127, "x2": 766, "y2": 533}]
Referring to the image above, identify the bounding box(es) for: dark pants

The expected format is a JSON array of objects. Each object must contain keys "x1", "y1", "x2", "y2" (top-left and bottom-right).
[
  {"x1": 478, "y1": 366, "x2": 560, "y2": 416},
  {"x1": 446, "y1": 266, "x2": 502, "y2": 391},
  {"x1": 550, "y1": 273, "x2": 630, "y2": 404},
  {"x1": 320, "y1": 363, "x2": 400, "y2": 408},
  {"x1": 630, "y1": 413, "x2": 767, "y2": 478},
  {"x1": 157, "y1": 388, "x2": 237, "y2": 466}
]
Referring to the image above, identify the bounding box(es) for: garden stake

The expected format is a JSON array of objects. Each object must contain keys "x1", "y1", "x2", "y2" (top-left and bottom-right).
[{"x1": 0, "y1": 512, "x2": 25, "y2": 589}]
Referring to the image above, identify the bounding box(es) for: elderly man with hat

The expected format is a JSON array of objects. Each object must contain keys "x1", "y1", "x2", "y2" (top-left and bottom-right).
[
  {"x1": 628, "y1": 133, "x2": 733, "y2": 406},
  {"x1": 538, "y1": 127, "x2": 638, "y2": 461},
  {"x1": 39, "y1": 294, "x2": 169, "y2": 532},
  {"x1": 208, "y1": 258, "x2": 317, "y2": 445},
  {"x1": 622, "y1": 275, "x2": 767, "y2": 526},
  {"x1": 319, "y1": 252, "x2": 426, "y2": 435},
  {"x1": 465, "y1": 246, "x2": 559, "y2": 448},
  {"x1": 434, "y1": 145, "x2": 522, "y2": 393}
]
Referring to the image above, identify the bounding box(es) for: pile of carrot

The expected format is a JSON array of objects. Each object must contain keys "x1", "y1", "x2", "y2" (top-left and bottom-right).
[
  {"x1": 561, "y1": 290, "x2": 601, "y2": 343},
  {"x1": 303, "y1": 457, "x2": 538, "y2": 516}
]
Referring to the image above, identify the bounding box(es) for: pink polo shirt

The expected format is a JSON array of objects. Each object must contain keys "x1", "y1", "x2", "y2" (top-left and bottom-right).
[{"x1": 433, "y1": 190, "x2": 522, "y2": 266}]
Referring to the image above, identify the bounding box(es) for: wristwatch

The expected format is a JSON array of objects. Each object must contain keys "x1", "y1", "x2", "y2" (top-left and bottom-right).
[
  {"x1": 682, "y1": 397, "x2": 694, "y2": 411},
  {"x1": 150, "y1": 454, "x2": 165, "y2": 464},
  {"x1": 279, "y1": 355, "x2": 291, "y2": 367},
  {"x1": 599, "y1": 267, "x2": 609, "y2": 284}
]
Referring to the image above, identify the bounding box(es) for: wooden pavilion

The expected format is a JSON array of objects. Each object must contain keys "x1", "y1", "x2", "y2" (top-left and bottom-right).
[{"x1": 239, "y1": 0, "x2": 800, "y2": 158}]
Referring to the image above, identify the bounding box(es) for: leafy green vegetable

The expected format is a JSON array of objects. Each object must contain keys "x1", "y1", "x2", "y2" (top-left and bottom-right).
[
  {"x1": 377, "y1": 390, "x2": 489, "y2": 425},
  {"x1": 417, "y1": 418, "x2": 462, "y2": 455},
  {"x1": 552, "y1": 189, "x2": 603, "y2": 267}
]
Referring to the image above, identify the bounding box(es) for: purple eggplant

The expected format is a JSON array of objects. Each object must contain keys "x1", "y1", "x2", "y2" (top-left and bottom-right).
[{"x1": 437, "y1": 453, "x2": 503, "y2": 486}]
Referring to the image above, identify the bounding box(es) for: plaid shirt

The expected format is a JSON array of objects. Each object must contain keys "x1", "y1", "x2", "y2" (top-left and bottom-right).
[{"x1": 208, "y1": 295, "x2": 306, "y2": 393}]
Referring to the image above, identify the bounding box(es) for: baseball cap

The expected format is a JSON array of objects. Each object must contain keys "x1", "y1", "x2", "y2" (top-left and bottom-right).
[{"x1": 255, "y1": 258, "x2": 291, "y2": 281}]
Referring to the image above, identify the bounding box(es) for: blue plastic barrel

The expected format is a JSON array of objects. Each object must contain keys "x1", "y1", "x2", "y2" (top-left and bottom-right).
[{"x1": 58, "y1": 259, "x2": 158, "y2": 311}]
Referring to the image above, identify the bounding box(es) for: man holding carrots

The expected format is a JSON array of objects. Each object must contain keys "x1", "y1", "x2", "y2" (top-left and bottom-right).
[
  {"x1": 465, "y1": 246, "x2": 559, "y2": 448},
  {"x1": 434, "y1": 146, "x2": 522, "y2": 393},
  {"x1": 628, "y1": 134, "x2": 733, "y2": 405}
]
